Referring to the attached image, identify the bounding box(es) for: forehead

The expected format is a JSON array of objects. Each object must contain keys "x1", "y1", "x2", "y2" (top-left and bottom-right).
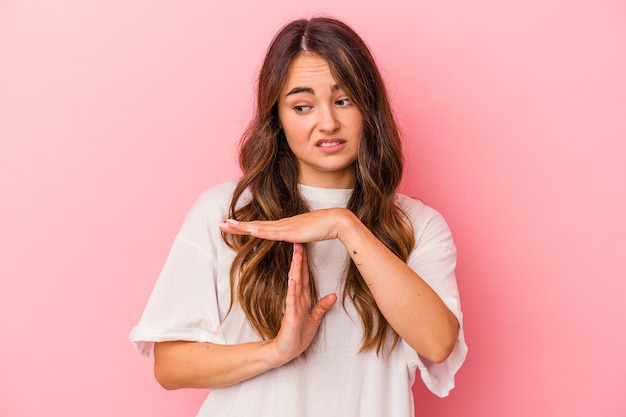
[{"x1": 282, "y1": 53, "x2": 337, "y2": 92}]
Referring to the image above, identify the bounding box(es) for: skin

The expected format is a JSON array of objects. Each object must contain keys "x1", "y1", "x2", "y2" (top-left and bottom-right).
[
  {"x1": 278, "y1": 53, "x2": 362, "y2": 189},
  {"x1": 154, "y1": 243, "x2": 336, "y2": 389},
  {"x1": 153, "y1": 54, "x2": 459, "y2": 390}
]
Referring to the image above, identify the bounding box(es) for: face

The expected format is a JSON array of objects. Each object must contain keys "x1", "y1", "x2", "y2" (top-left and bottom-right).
[{"x1": 278, "y1": 53, "x2": 362, "y2": 189}]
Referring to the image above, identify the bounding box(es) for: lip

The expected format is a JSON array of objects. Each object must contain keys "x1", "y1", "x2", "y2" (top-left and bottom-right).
[{"x1": 315, "y1": 138, "x2": 346, "y2": 153}]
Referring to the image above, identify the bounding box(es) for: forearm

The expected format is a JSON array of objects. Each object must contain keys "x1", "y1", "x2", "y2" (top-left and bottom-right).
[
  {"x1": 153, "y1": 340, "x2": 281, "y2": 390},
  {"x1": 337, "y1": 211, "x2": 459, "y2": 363},
  {"x1": 153, "y1": 243, "x2": 337, "y2": 390}
]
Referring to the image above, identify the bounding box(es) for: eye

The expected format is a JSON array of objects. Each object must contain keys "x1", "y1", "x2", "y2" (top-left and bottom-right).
[
  {"x1": 335, "y1": 98, "x2": 353, "y2": 107},
  {"x1": 294, "y1": 105, "x2": 312, "y2": 114}
]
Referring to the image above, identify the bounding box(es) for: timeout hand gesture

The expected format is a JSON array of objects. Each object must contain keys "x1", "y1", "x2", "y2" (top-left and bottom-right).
[
  {"x1": 220, "y1": 214, "x2": 340, "y2": 364},
  {"x1": 218, "y1": 208, "x2": 352, "y2": 244},
  {"x1": 271, "y1": 243, "x2": 337, "y2": 364}
]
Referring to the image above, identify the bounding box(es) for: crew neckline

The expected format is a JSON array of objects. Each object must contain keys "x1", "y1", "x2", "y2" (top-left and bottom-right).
[{"x1": 298, "y1": 183, "x2": 354, "y2": 209}]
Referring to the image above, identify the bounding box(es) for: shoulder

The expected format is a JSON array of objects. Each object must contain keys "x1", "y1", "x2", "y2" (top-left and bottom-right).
[
  {"x1": 194, "y1": 181, "x2": 238, "y2": 207},
  {"x1": 193, "y1": 180, "x2": 253, "y2": 211},
  {"x1": 179, "y1": 181, "x2": 239, "y2": 232},
  {"x1": 173, "y1": 180, "x2": 244, "y2": 245},
  {"x1": 395, "y1": 193, "x2": 455, "y2": 249},
  {"x1": 395, "y1": 193, "x2": 443, "y2": 226}
]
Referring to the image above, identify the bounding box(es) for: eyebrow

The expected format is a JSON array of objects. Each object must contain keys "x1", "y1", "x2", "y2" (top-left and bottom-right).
[{"x1": 285, "y1": 84, "x2": 341, "y2": 97}]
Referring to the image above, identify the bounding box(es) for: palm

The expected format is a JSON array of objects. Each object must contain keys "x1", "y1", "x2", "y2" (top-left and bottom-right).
[
  {"x1": 272, "y1": 243, "x2": 337, "y2": 362},
  {"x1": 219, "y1": 208, "x2": 350, "y2": 244}
]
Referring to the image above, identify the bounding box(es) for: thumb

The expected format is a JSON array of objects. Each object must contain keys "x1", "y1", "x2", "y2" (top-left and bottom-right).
[{"x1": 309, "y1": 293, "x2": 338, "y2": 322}]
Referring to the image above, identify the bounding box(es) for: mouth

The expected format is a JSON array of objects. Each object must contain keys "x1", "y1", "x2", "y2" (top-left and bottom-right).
[{"x1": 316, "y1": 139, "x2": 346, "y2": 147}]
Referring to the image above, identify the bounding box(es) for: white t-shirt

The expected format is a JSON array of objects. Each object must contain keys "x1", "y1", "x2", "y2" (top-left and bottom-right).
[{"x1": 130, "y1": 181, "x2": 467, "y2": 417}]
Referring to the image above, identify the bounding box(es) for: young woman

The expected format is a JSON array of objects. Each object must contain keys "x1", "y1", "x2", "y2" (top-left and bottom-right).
[{"x1": 130, "y1": 16, "x2": 467, "y2": 417}]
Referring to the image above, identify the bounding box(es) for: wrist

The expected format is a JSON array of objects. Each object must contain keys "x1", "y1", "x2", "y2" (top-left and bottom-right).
[
  {"x1": 335, "y1": 208, "x2": 361, "y2": 244},
  {"x1": 259, "y1": 339, "x2": 285, "y2": 370}
]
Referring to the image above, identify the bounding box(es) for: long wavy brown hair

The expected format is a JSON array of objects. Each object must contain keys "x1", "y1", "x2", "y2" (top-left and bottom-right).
[{"x1": 222, "y1": 17, "x2": 415, "y2": 354}]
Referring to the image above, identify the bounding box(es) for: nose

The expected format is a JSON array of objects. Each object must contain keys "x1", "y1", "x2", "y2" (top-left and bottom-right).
[{"x1": 316, "y1": 105, "x2": 340, "y2": 134}]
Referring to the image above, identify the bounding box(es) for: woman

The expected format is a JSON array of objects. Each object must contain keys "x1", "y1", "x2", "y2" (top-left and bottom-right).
[{"x1": 130, "y1": 16, "x2": 467, "y2": 417}]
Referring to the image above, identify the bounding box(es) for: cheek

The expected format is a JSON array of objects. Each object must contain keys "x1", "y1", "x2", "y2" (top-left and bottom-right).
[
  {"x1": 355, "y1": 113, "x2": 364, "y2": 129},
  {"x1": 280, "y1": 119, "x2": 303, "y2": 152},
  {"x1": 345, "y1": 110, "x2": 363, "y2": 131},
  {"x1": 282, "y1": 124, "x2": 299, "y2": 145},
  {"x1": 281, "y1": 114, "x2": 309, "y2": 142}
]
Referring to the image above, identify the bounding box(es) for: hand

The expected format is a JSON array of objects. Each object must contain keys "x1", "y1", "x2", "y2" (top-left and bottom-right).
[
  {"x1": 218, "y1": 208, "x2": 353, "y2": 243},
  {"x1": 269, "y1": 243, "x2": 337, "y2": 365}
]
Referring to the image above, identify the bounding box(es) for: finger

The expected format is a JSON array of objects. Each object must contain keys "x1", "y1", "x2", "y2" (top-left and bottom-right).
[
  {"x1": 227, "y1": 217, "x2": 306, "y2": 241},
  {"x1": 218, "y1": 220, "x2": 253, "y2": 236},
  {"x1": 284, "y1": 274, "x2": 296, "y2": 311},
  {"x1": 289, "y1": 243, "x2": 303, "y2": 298},
  {"x1": 309, "y1": 293, "x2": 338, "y2": 323},
  {"x1": 300, "y1": 244, "x2": 310, "y2": 294},
  {"x1": 283, "y1": 265, "x2": 302, "y2": 325},
  {"x1": 219, "y1": 221, "x2": 288, "y2": 241}
]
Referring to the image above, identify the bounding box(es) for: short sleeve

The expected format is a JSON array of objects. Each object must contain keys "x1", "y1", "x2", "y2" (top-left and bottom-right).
[
  {"x1": 398, "y1": 197, "x2": 468, "y2": 397},
  {"x1": 129, "y1": 183, "x2": 237, "y2": 357}
]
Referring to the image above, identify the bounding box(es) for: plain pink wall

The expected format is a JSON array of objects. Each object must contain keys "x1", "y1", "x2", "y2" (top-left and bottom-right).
[{"x1": 1, "y1": 1, "x2": 625, "y2": 416}]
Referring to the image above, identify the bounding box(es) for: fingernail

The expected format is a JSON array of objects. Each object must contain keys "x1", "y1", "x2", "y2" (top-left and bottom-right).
[
  {"x1": 226, "y1": 219, "x2": 239, "y2": 225},
  {"x1": 218, "y1": 222, "x2": 229, "y2": 228}
]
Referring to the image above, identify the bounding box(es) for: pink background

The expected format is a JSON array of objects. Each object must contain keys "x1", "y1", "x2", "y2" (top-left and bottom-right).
[{"x1": 1, "y1": 0, "x2": 625, "y2": 416}]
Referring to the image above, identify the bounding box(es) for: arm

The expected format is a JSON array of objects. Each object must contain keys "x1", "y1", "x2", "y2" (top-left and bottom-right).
[
  {"x1": 154, "y1": 339, "x2": 276, "y2": 390},
  {"x1": 153, "y1": 243, "x2": 337, "y2": 390},
  {"x1": 337, "y1": 211, "x2": 459, "y2": 363},
  {"x1": 220, "y1": 208, "x2": 458, "y2": 363}
]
